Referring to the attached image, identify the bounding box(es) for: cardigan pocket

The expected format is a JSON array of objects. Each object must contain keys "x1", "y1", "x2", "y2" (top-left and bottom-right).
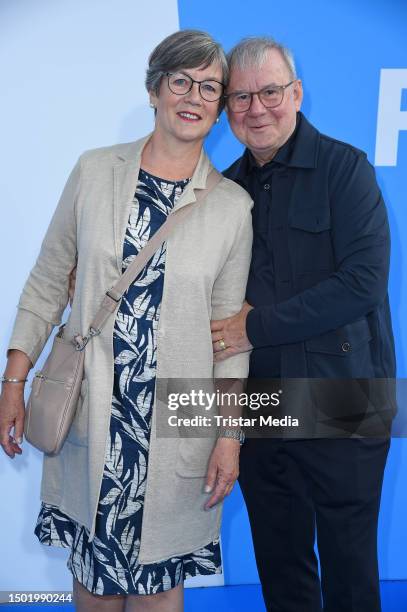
[{"x1": 175, "y1": 437, "x2": 216, "y2": 478}]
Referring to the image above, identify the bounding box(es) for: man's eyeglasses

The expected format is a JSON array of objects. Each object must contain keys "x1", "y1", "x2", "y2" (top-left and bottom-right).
[
  {"x1": 166, "y1": 72, "x2": 225, "y2": 102},
  {"x1": 225, "y1": 80, "x2": 297, "y2": 113}
]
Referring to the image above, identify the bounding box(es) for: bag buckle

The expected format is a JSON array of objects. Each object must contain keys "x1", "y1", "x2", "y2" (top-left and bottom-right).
[
  {"x1": 73, "y1": 326, "x2": 101, "y2": 351},
  {"x1": 106, "y1": 289, "x2": 122, "y2": 302}
]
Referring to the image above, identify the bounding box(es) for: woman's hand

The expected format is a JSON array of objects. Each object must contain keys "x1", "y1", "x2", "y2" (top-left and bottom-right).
[
  {"x1": 0, "y1": 386, "x2": 25, "y2": 458},
  {"x1": 68, "y1": 265, "x2": 77, "y2": 307},
  {"x1": 204, "y1": 437, "x2": 241, "y2": 510}
]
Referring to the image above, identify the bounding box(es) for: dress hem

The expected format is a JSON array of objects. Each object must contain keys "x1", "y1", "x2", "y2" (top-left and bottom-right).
[{"x1": 67, "y1": 560, "x2": 222, "y2": 596}]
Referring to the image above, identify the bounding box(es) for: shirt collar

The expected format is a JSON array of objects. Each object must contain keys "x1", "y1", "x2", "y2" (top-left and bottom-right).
[
  {"x1": 246, "y1": 112, "x2": 300, "y2": 173},
  {"x1": 235, "y1": 111, "x2": 320, "y2": 184}
]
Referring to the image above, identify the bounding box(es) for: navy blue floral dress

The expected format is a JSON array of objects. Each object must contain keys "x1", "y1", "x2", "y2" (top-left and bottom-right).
[{"x1": 34, "y1": 169, "x2": 222, "y2": 595}]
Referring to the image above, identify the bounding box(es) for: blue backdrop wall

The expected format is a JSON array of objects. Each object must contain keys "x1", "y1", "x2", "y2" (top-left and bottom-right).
[{"x1": 178, "y1": 0, "x2": 407, "y2": 584}]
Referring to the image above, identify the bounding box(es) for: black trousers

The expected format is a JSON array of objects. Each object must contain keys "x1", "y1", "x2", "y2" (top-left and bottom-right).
[{"x1": 239, "y1": 438, "x2": 390, "y2": 612}]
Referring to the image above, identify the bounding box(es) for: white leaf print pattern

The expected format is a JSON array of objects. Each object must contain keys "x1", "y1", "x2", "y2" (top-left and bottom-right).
[
  {"x1": 136, "y1": 387, "x2": 152, "y2": 419},
  {"x1": 130, "y1": 552, "x2": 143, "y2": 577},
  {"x1": 120, "y1": 523, "x2": 135, "y2": 550},
  {"x1": 137, "y1": 178, "x2": 169, "y2": 216},
  {"x1": 133, "y1": 328, "x2": 156, "y2": 383},
  {"x1": 92, "y1": 541, "x2": 110, "y2": 564},
  {"x1": 131, "y1": 289, "x2": 152, "y2": 318},
  {"x1": 115, "y1": 350, "x2": 136, "y2": 366},
  {"x1": 114, "y1": 312, "x2": 139, "y2": 348},
  {"x1": 106, "y1": 504, "x2": 117, "y2": 538},
  {"x1": 119, "y1": 365, "x2": 130, "y2": 396},
  {"x1": 134, "y1": 265, "x2": 162, "y2": 288},
  {"x1": 162, "y1": 568, "x2": 172, "y2": 591},
  {"x1": 126, "y1": 205, "x2": 151, "y2": 253}
]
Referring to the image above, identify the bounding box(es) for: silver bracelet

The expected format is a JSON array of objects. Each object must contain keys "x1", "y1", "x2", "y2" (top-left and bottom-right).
[
  {"x1": 1, "y1": 376, "x2": 27, "y2": 383},
  {"x1": 217, "y1": 428, "x2": 245, "y2": 445}
]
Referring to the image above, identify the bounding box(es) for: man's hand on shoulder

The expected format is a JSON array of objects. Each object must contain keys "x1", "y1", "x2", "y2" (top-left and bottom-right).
[{"x1": 211, "y1": 302, "x2": 253, "y2": 362}]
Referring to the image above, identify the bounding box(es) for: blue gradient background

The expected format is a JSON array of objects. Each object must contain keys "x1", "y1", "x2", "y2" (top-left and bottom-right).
[{"x1": 178, "y1": 0, "x2": 407, "y2": 584}]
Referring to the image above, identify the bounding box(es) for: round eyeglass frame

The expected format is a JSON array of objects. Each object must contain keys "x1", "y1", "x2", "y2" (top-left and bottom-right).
[
  {"x1": 225, "y1": 80, "x2": 297, "y2": 113},
  {"x1": 166, "y1": 71, "x2": 225, "y2": 102}
]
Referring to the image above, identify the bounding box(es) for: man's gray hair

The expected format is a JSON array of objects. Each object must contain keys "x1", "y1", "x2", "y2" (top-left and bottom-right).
[
  {"x1": 227, "y1": 37, "x2": 297, "y2": 80},
  {"x1": 145, "y1": 29, "x2": 228, "y2": 104}
]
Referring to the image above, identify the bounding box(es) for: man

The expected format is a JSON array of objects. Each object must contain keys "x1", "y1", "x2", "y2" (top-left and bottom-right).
[{"x1": 211, "y1": 37, "x2": 396, "y2": 612}]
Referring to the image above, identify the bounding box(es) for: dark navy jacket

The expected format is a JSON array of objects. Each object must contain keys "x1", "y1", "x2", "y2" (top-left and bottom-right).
[{"x1": 224, "y1": 113, "x2": 396, "y2": 384}]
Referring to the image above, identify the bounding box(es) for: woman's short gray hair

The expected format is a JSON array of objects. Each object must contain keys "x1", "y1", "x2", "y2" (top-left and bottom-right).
[
  {"x1": 227, "y1": 36, "x2": 297, "y2": 80},
  {"x1": 145, "y1": 29, "x2": 228, "y2": 107}
]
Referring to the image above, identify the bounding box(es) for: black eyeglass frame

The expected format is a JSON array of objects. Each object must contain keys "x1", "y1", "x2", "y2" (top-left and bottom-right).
[
  {"x1": 165, "y1": 71, "x2": 225, "y2": 102},
  {"x1": 225, "y1": 80, "x2": 297, "y2": 112}
]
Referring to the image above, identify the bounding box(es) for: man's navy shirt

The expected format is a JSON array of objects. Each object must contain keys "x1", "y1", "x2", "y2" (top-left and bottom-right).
[{"x1": 226, "y1": 116, "x2": 300, "y2": 376}]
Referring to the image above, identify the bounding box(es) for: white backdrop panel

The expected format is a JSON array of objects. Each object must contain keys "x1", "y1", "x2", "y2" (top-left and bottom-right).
[{"x1": 0, "y1": 0, "x2": 223, "y2": 592}]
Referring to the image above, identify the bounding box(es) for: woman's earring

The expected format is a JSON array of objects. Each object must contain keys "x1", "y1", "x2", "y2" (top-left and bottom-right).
[
  {"x1": 149, "y1": 102, "x2": 155, "y2": 109},
  {"x1": 216, "y1": 116, "x2": 220, "y2": 123}
]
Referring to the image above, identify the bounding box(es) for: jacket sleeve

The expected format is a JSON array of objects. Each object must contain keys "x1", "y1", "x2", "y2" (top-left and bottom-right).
[
  {"x1": 246, "y1": 152, "x2": 391, "y2": 347},
  {"x1": 212, "y1": 204, "x2": 253, "y2": 378},
  {"x1": 7, "y1": 158, "x2": 80, "y2": 366}
]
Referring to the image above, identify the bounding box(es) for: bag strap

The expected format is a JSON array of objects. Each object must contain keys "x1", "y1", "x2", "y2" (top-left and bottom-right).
[{"x1": 73, "y1": 168, "x2": 222, "y2": 349}]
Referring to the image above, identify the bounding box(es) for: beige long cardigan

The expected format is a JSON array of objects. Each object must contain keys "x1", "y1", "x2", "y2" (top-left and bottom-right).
[{"x1": 7, "y1": 134, "x2": 253, "y2": 563}]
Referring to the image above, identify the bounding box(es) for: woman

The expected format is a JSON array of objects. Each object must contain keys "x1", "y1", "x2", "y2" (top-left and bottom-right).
[{"x1": 0, "y1": 30, "x2": 252, "y2": 611}]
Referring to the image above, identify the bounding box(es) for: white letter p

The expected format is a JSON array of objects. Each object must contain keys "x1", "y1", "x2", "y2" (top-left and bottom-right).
[{"x1": 375, "y1": 69, "x2": 407, "y2": 166}]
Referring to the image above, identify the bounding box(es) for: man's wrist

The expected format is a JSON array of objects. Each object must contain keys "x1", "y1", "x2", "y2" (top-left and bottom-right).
[
  {"x1": 246, "y1": 305, "x2": 276, "y2": 348},
  {"x1": 246, "y1": 306, "x2": 261, "y2": 347}
]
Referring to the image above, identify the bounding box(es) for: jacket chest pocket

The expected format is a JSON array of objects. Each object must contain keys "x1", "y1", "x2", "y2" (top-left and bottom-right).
[{"x1": 289, "y1": 208, "x2": 333, "y2": 275}]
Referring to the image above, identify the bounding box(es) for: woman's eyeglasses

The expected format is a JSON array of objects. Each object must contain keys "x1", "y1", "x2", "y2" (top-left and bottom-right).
[{"x1": 166, "y1": 72, "x2": 224, "y2": 102}]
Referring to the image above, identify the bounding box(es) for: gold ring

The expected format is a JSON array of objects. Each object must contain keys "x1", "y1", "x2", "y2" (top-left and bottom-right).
[{"x1": 219, "y1": 339, "x2": 226, "y2": 351}]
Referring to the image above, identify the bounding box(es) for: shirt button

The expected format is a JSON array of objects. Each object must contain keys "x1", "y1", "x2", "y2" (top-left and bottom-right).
[
  {"x1": 341, "y1": 342, "x2": 351, "y2": 352},
  {"x1": 264, "y1": 183, "x2": 270, "y2": 191}
]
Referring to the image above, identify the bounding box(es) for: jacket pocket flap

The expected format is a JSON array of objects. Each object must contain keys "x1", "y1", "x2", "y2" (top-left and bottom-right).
[
  {"x1": 305, "y1": 318, "x2": 372, "y2": 355},
  {"x1": 290, "y1": 209, "x2": 331, "y2": 233}
]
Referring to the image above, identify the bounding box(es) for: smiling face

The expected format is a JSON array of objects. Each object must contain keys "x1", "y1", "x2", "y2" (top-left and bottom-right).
[
  {"x1": 226, "y1": 49, "x2": 303, "y2": 165},
  {"x1": 149, "y1": 62, "x2": 223, "y2": 148}
]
